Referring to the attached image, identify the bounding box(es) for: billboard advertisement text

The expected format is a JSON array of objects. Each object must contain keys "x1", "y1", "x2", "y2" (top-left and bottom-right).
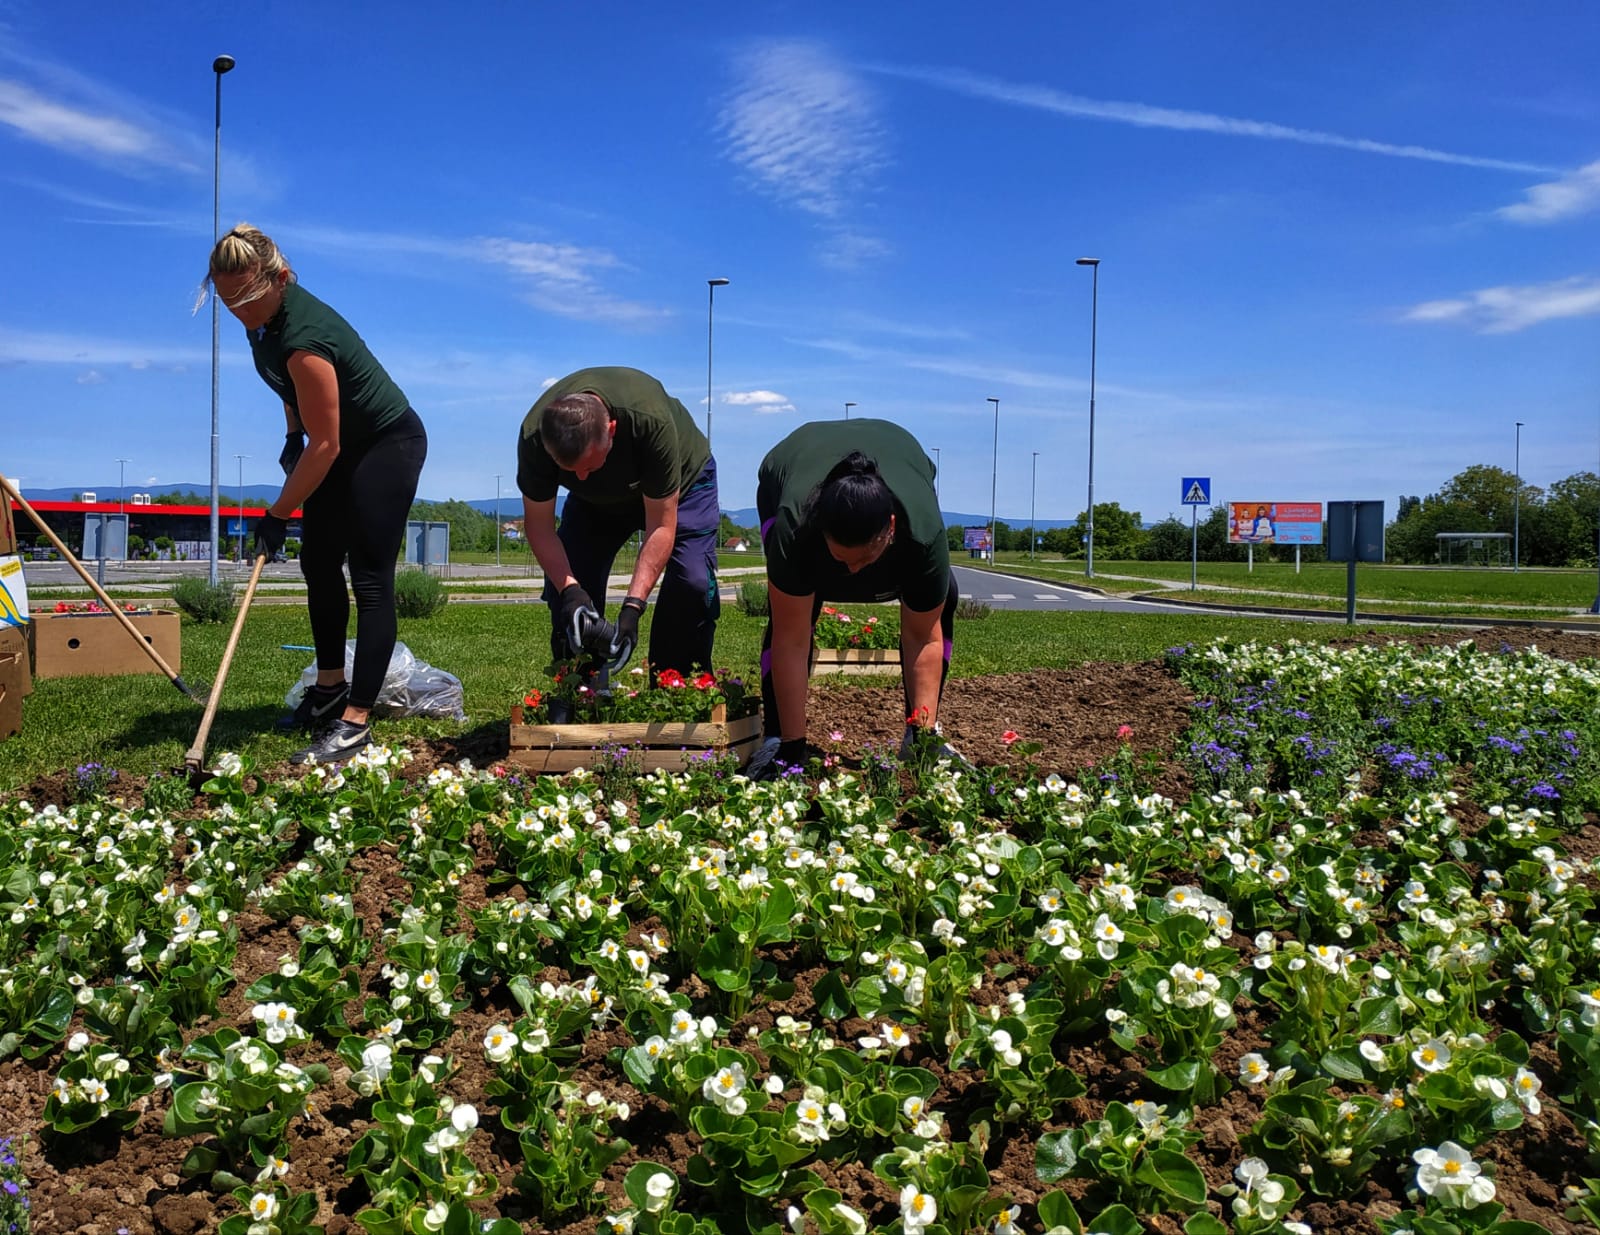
[{"x1": 1227, "y1": 502, "x2": 1324, "y2": 546}]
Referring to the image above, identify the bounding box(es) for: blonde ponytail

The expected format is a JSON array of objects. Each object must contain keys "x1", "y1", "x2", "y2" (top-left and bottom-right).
[{"x1": 193, "y1": 223, "x2": 295, "y2": 313}]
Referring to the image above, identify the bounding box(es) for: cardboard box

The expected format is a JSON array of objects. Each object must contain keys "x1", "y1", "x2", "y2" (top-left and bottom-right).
[
  {"x1": 0, "y1": 626, "x2": 29, "y2": 742},
  {"x1": 0, "y1": 491, "x2": 15, "y2": 556},
  {"x1": 30, "y1": 609, "x2": 181, "y2": 680}
]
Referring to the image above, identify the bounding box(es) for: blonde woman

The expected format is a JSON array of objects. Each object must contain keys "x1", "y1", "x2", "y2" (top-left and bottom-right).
[{"x1": 204, "y1": 224, "x2": 427, "y2": 765}]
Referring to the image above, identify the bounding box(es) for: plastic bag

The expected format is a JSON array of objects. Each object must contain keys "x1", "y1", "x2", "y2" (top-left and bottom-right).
[{"x1": 285, "y1": 640, "x2": 466, "y2": 721}]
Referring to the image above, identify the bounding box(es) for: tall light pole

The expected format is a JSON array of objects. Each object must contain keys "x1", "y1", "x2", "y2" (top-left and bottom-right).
[
  {"x1": 706, "y1": 277, "x2": 729, "y2": 448},
  {"x1": 494, "y1": 473, "x2": 502, "y2": 568},
  {"x1": 844, "y1": 401, "x2": 856, "y2": 420},
  {"x1": 1513, "y1": 421, "x2": 1524, "y2": 573},
  {"x1": 116, "y1": 458, "x2": 130, "y2": 518},
  {"x1": 932, "y1": 447, "x2": 941, "y2": 505},
  {"x1": 209, "y1": 53, "x2": 235, "y2": 586},
  {"x1": 1030, "y1": 451, "x2": 1039, "y2": 560},
  {"x1": 987, "y1": 397, "x2": 1000, "y2": 562},
  {"x1": 234, "y1": 453, "x2": 249, "y2": 561},
  {"x1": 1076, "y1": 257, "x2": 1100, "y2": 578}
]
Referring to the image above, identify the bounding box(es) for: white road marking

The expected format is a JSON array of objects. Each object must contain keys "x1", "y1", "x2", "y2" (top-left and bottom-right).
[
  {"x1": 959, "y1": 593, "x2": 973, "y2": 599},
  {"x1": 1035, "y1": 593, "x2": 1066, "y2": 600},
  {"x1": 991, "y1": 593, "x2": 1016, "y2": 600}
]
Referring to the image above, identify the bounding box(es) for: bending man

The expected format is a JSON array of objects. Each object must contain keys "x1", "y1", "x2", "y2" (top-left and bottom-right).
[
  {"x1": 748, "y1": 419, "x2": 960, "y2": 779},
  {"x1": 517, "y1": 368, "x2": 720, "y2": 703}
]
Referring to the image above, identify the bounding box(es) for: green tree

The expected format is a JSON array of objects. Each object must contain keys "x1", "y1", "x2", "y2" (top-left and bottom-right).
[
  {"x1": 1066, "y1": 502, "x2": 1145, "y2": 560},
  {"x1": 1535, "y1": 471, "x2": 1600, "y2": 566},
  {"x1": 1139, "y1": 516, "x2": 1191, "y2": 561}
]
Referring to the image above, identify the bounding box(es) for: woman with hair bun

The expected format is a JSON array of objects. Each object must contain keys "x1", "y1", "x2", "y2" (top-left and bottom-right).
[
  {"x1": 203, "y1": 224, "x2": 428, "y2": 766},
  {"x1": 746, "y1": 419, "x2": 961, "y2": 780}
]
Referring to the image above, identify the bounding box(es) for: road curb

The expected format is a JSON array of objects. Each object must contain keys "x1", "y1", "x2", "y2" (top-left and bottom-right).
[{"x1": 1130, "y1": 592, "x2": 1600, "y2": 633}]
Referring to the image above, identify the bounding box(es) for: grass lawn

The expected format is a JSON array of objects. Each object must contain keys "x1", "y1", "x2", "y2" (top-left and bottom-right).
[
  {"x1": 979, "y1": 554, "x2": 1600, "y2": 610},
  {"x1": 2, "y1": 603, "x2": 1395, "y2": 789}
]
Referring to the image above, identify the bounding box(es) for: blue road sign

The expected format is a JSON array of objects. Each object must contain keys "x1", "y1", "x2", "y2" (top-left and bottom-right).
[{"x1": 1181, "y1": 477, "x2": 1211, "y2": 505}]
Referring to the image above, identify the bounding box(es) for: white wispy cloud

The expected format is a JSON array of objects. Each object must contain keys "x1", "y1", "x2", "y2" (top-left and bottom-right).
[
  {"x1": 1496, "y1": 159, "x2": 1600, "y2": 223},
  {"x1": 0, "y1": 327, "x2": 208, "y2": 368},
  {"x1": 719, "y1": 40, "x2": 886, "y2": 219},
  {"x1": 868, "y1": 63, "x2": 1558, "y2": 175},
  {"x1": 723, "y1": 389, "x2": 796, "y2": 414},
  {"x1": 278, "y1": 223, "x2": 670, "y2": 327},
  {"x1": 816, "y1": 227, "x2": 892, "y2": 272},
  {"x1": 75, "y1": 368, "x2": 106, "y2": 385},
  {"x1": 1401, "y1": 277, "x2": 1600, "y2": 333}
]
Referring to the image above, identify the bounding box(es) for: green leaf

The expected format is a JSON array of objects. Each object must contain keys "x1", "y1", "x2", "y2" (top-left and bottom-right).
[
  {"x1": 1185, "y1": 1214, "x2": 1230, "y2": 1235},
  {"x1": 1139, "y1": 1147, "x2": 1207, "y2": 1208},
  {"x1": 1036, "y1": 1189, "x2": 1080, "y2": 1235},
  {"x1": 1146, "y1": 1059, "x2": 1200, "y2": 1092},
  {"x1": 812, "y1": 968, "x2": 851, "y2": 1020},
  {"x1": 1083, "y1": 1203, "x2": 1144, "y2": 1235},
  {"x1": 1034, "y1": 1131, "x2": 1078, "y2": 1183},
  {"x1": 1357, "y1": 996, "x2": 1402, "y2": 1036},
  {"x1": 1320, "y1": 1046, "x2": 1367, "y2": 1082}
]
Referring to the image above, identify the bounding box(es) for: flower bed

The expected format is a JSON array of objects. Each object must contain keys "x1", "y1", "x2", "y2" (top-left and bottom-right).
[
  {"x1": 0, "y1": 636, "x2": 1597, "y2": 1234},
  {"x1": 815, "y1": 606, "x2": 898, "y2": 651}
]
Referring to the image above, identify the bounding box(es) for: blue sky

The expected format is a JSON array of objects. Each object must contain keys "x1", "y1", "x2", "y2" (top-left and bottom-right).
[{"x1": 4, "y1": 3, "x2": 1599, "y2": 525}]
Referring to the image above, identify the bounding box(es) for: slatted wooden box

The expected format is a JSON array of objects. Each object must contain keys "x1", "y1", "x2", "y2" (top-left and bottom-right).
[
  {"x1": 812, "y1": 647, "x2": 898, "y2": 676},
  {"x1": 507, "y1": 702, "x2": 763, "y2": 773}
]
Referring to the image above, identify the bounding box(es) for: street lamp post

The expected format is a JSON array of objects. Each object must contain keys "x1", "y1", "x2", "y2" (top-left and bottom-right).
[
  {"x1": 494, "y1": 474, "x2": 502, "y2": 569},
  {"x1": 1076, "y1": 257, "x2": 1100, "y2": 578},
  {"x1": 706, "y1": 278, "x2": 729, "y2": 448},
  {"x1": 844, "y1": 401, "x2": 856, "y2": 420},
  {"x1": 1030, "y1": 451, "x2": 1039, "y2": 560},
  {"x1": 987, "y1": 397, "x2": 1000, "y2": 563},
  {"x1": 116, "y1": 458, "x2": 130, "y2": 564},
  {"x1": 209, "y1": 53, "x2": 235, "y2": 586},
  {"x1": 234, "y1": 454, "x2": 249, "y2": 561},
  {"x1": 1513, "y1": 421, "x2": 1524, "y2": 573}
]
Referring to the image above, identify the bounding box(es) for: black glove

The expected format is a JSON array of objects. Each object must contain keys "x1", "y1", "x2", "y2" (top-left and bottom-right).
[
  {"x1": 253, "y1": 512, "x2": 288, "y2": 560},
  {"x1": 610, "y1": 596, "x2": 646, "y2": 668},
  {"x1": 279, "y1": 431, "x2": 305, "y2": 476},
  {"x1": 555, "y1": 584, "x2": 601, "y2": 658},
  {"x1": 746, "y1": 736, "x2": 809, "y2": 782}
]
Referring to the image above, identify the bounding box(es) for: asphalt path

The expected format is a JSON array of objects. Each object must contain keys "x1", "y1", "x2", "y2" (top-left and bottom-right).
[{"x1": 952, "y1": 564, "x2": 1215, "y2": 616}]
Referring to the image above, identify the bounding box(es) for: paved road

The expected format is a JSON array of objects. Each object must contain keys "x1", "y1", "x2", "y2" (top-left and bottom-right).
[{"x1": 952, "y1": 565, "x2": 1318, "y2": 618}]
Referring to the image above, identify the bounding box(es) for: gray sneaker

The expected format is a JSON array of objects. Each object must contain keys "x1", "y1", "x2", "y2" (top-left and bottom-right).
[
  {"x1": 279, "y1": 682, "x2": 350, "y2": 731},
  {"x1": 289, "y1": 718, "x2": 371, "y2": 766}
]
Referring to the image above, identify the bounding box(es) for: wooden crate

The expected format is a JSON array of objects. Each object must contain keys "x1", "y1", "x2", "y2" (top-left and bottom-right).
[
  {"x1": 507, "y1": 701, "x2": 764, "y2": 773},
  {"x1": 813, "y1": 647, "x2": 898, "y2": 676}
]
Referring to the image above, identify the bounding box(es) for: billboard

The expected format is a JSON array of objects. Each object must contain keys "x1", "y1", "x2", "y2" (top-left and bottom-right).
[
  {"x1": 963, "y1": 527, "x2": 992, "y2": 551},
  {"x1": 1228, "y1": 502, "x2": 1324, "y2": 546}
]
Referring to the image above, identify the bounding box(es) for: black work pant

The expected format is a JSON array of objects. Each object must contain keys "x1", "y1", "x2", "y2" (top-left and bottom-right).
[{"x1": 299, "y1": 409, "x2": 428, "y2": 710}]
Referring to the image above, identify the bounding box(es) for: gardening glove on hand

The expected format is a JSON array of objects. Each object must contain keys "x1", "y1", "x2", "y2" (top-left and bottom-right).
[
  {"x1": 279, "y1": 431, "x2": 305, "y2": 476},
  {"x1": 253, "y1": 512, "x2": 288, "y2": 560},
  {"x1": 746, "y1": 736, "x2": 809, "y2": 782},
  {"x1": 556, "y1": 584, "x2": 601, "y2": 658},
  {"x1": 609, "y1": 596, "x2": 646, "y2": 668}
]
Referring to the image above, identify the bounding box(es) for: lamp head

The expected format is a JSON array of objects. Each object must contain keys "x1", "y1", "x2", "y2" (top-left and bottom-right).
[
  {"x1": 1075, "y1": 257, "x2": 1100, "y2": 267},
  {"x1": 708, "y1": 277, "x2": 730, "y2": 288},
  {"x1": 213, "y1": 55, "x2": 235, "y2": 74}
]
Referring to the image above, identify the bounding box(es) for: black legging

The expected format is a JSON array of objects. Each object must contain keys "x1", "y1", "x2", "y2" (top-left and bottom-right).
[{"x1": 299, "y1": 409, "x2": 427, "y2": 710}]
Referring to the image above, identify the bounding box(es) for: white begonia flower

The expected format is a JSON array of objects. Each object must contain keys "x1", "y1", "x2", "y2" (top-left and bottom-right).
[
  {"x1": 1239, "y1": 1053, "x2": 1270, "y2": 1085},
  {"x1": 1412, "y1": 1038, "x2": 1452, "y2": 1073},
  {"x1": 483, "y1": 1024, "x2": 517, "y2": 1063},
  {"x1": 990, "y1": 1029, "x2": 1022, "y2": 1067},
  {"x1": 1513, "y1": 1066, "x2": 1542, "y2": 1114},
  {"x1": 247, "y1": 1192, "x2": 279, "y2": 1225},
  {"x1": 900, "y1": 1184, "x2": 937, "y2": 1233},
  {"x1": 643, "y1": 1170, "x2": 675, "y2": 1212},
  {"x1": 67, "y1": 1031, "x2": 89, "y2": 1052},
  {"x1": 1414, "y1": 1140, "x2": 1495, "y2": 1207},
  {"x1": 421, "y1": 1200, "x2": 450, "y2": 1231},
  {"x1": 833, "y1": 1204, "x2": 868, "y2": 1235},
  {"x1": 703, "y1": 1063, "x2": 748, "y2": 1115},
  {"x1": 1235, "y1": 1157, "x2": 1269, "y2": 1189},
  {"x1": 993, "y1": 1204, "x2": 1023, "y2": 1235},
  {"x1": 1359, "y1": 1039, "x2": 1386, "y2": 1064},
  {"x1": 1092, "y1": 913, "x2": 1124, "y2": 959},
  {"x1": 451, "y1": 1103, "x2": 479, "y2": 1134},
  {"x1": 362, "y1": 1041, "x2": 393, "y2": 1080},
  {"x1": 765, "y1": 1074, "x2": 785, "y2": 1095}
]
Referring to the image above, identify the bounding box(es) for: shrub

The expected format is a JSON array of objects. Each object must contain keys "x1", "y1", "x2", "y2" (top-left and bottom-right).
[
  {"x1": 395, "y1": 568, "x2": 448, "y2": 618},
  {"x1": 172, "y1": 578, "x2": 236, "y2": 624},
  {"x1": 955, "y1": 597, "x2": 992, "y2": 620},
  {"x1": 736, "y1": 578, "x2": 770, "y2": 617}
]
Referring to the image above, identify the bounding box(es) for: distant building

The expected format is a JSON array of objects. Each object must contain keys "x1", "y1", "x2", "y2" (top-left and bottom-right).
[{"x1": 9, "y1": 498, "x2": 301, "y2": 558}]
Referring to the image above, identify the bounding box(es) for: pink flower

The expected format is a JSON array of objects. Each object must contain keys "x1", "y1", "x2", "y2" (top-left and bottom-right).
[
  {"x1": 1116, "y1": 724, "x2": 1133, "y2": 740},
  {"x1": 830, "y1": 730, "x2": 844, "y2": 742},
  {"x1": 1001, "y1": 730, "x2": 1019, "y2": 746}
]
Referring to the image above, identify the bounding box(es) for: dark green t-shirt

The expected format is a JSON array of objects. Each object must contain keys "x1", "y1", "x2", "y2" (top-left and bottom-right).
[
  {"x1": 516, "y1": 367, "x2": 712, "y2": 507},
  {"x1": 757, "y1": 418, "x2": 949, "y2": 612},
  {"x1": 245, "y1": 283, "x2": 410, "y2": 449}
]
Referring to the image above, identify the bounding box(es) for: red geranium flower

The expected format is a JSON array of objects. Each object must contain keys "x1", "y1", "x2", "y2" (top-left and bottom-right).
[
  {"x1": 907, "y1": 705, "x2": 930, "y2": 725},
  {"x1": 658, "y1": 668, "x2": 686, "y2": 689},
  {"x1": 694, "y1": 671, "x2": 716, "y2": 690},
  {"x1": 1001, "y1": 730, "x2": 1020, "y2": 746},
  {"x1": 1116, "y1": 724, "x2": 1133, "y2": 740},
  {"x1": 524, "y1": 689, "x2": 542, "y2": 708}
]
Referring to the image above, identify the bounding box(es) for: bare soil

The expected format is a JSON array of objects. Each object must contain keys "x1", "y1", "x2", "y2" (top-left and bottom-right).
[{"x1": 5, "y1": 626, "x2": 1598, "y2": 1234}]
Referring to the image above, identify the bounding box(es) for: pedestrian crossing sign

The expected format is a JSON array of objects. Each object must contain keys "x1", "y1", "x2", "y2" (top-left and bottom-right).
[{"x1": 1181, "y1": 477, "x2": 1211, "y2": 505}]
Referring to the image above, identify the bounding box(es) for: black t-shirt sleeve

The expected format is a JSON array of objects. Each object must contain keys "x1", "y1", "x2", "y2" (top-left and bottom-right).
[{"x1": 517, "y1": 427, "x2": 558, "y2": 502}]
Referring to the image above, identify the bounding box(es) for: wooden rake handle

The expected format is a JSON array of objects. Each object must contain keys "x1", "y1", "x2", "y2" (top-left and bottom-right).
[{"x1": 184, "y1": 553, "x2": 267, "y2": 771}]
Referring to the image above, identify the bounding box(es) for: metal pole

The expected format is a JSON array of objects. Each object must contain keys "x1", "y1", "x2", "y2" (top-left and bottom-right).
[
  {"x1": 1513, "y1": 421, "x2": 1523, "y2": 573},
  {"x1": 987, "y1": 397, "x2": 1000, "y2": 563},
  {"x1": 1076, "y1": 258, "x2": 1100, "y2": 578},
  {"x1": 209, "y1": 55, "x2": 235, "y2": 586},
  {"x1": 494, "y1": 473, "x2": 502, "y2": 568},
  {"x1": 234, "y1": 454, "x2": 249, "y2": 561},
  {"x1": 706, "y1": 278, "x2": 729, "y2": 448},
  {"x1": 1030, "y1": 451, "x2": 1038, "y2": 560},
  {"x1": 844, "y1": 401, "x2": 856, "y2": 420},
  {"x1": 1191, "y1": 506, "x2": 1198, "y2": 590}
]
